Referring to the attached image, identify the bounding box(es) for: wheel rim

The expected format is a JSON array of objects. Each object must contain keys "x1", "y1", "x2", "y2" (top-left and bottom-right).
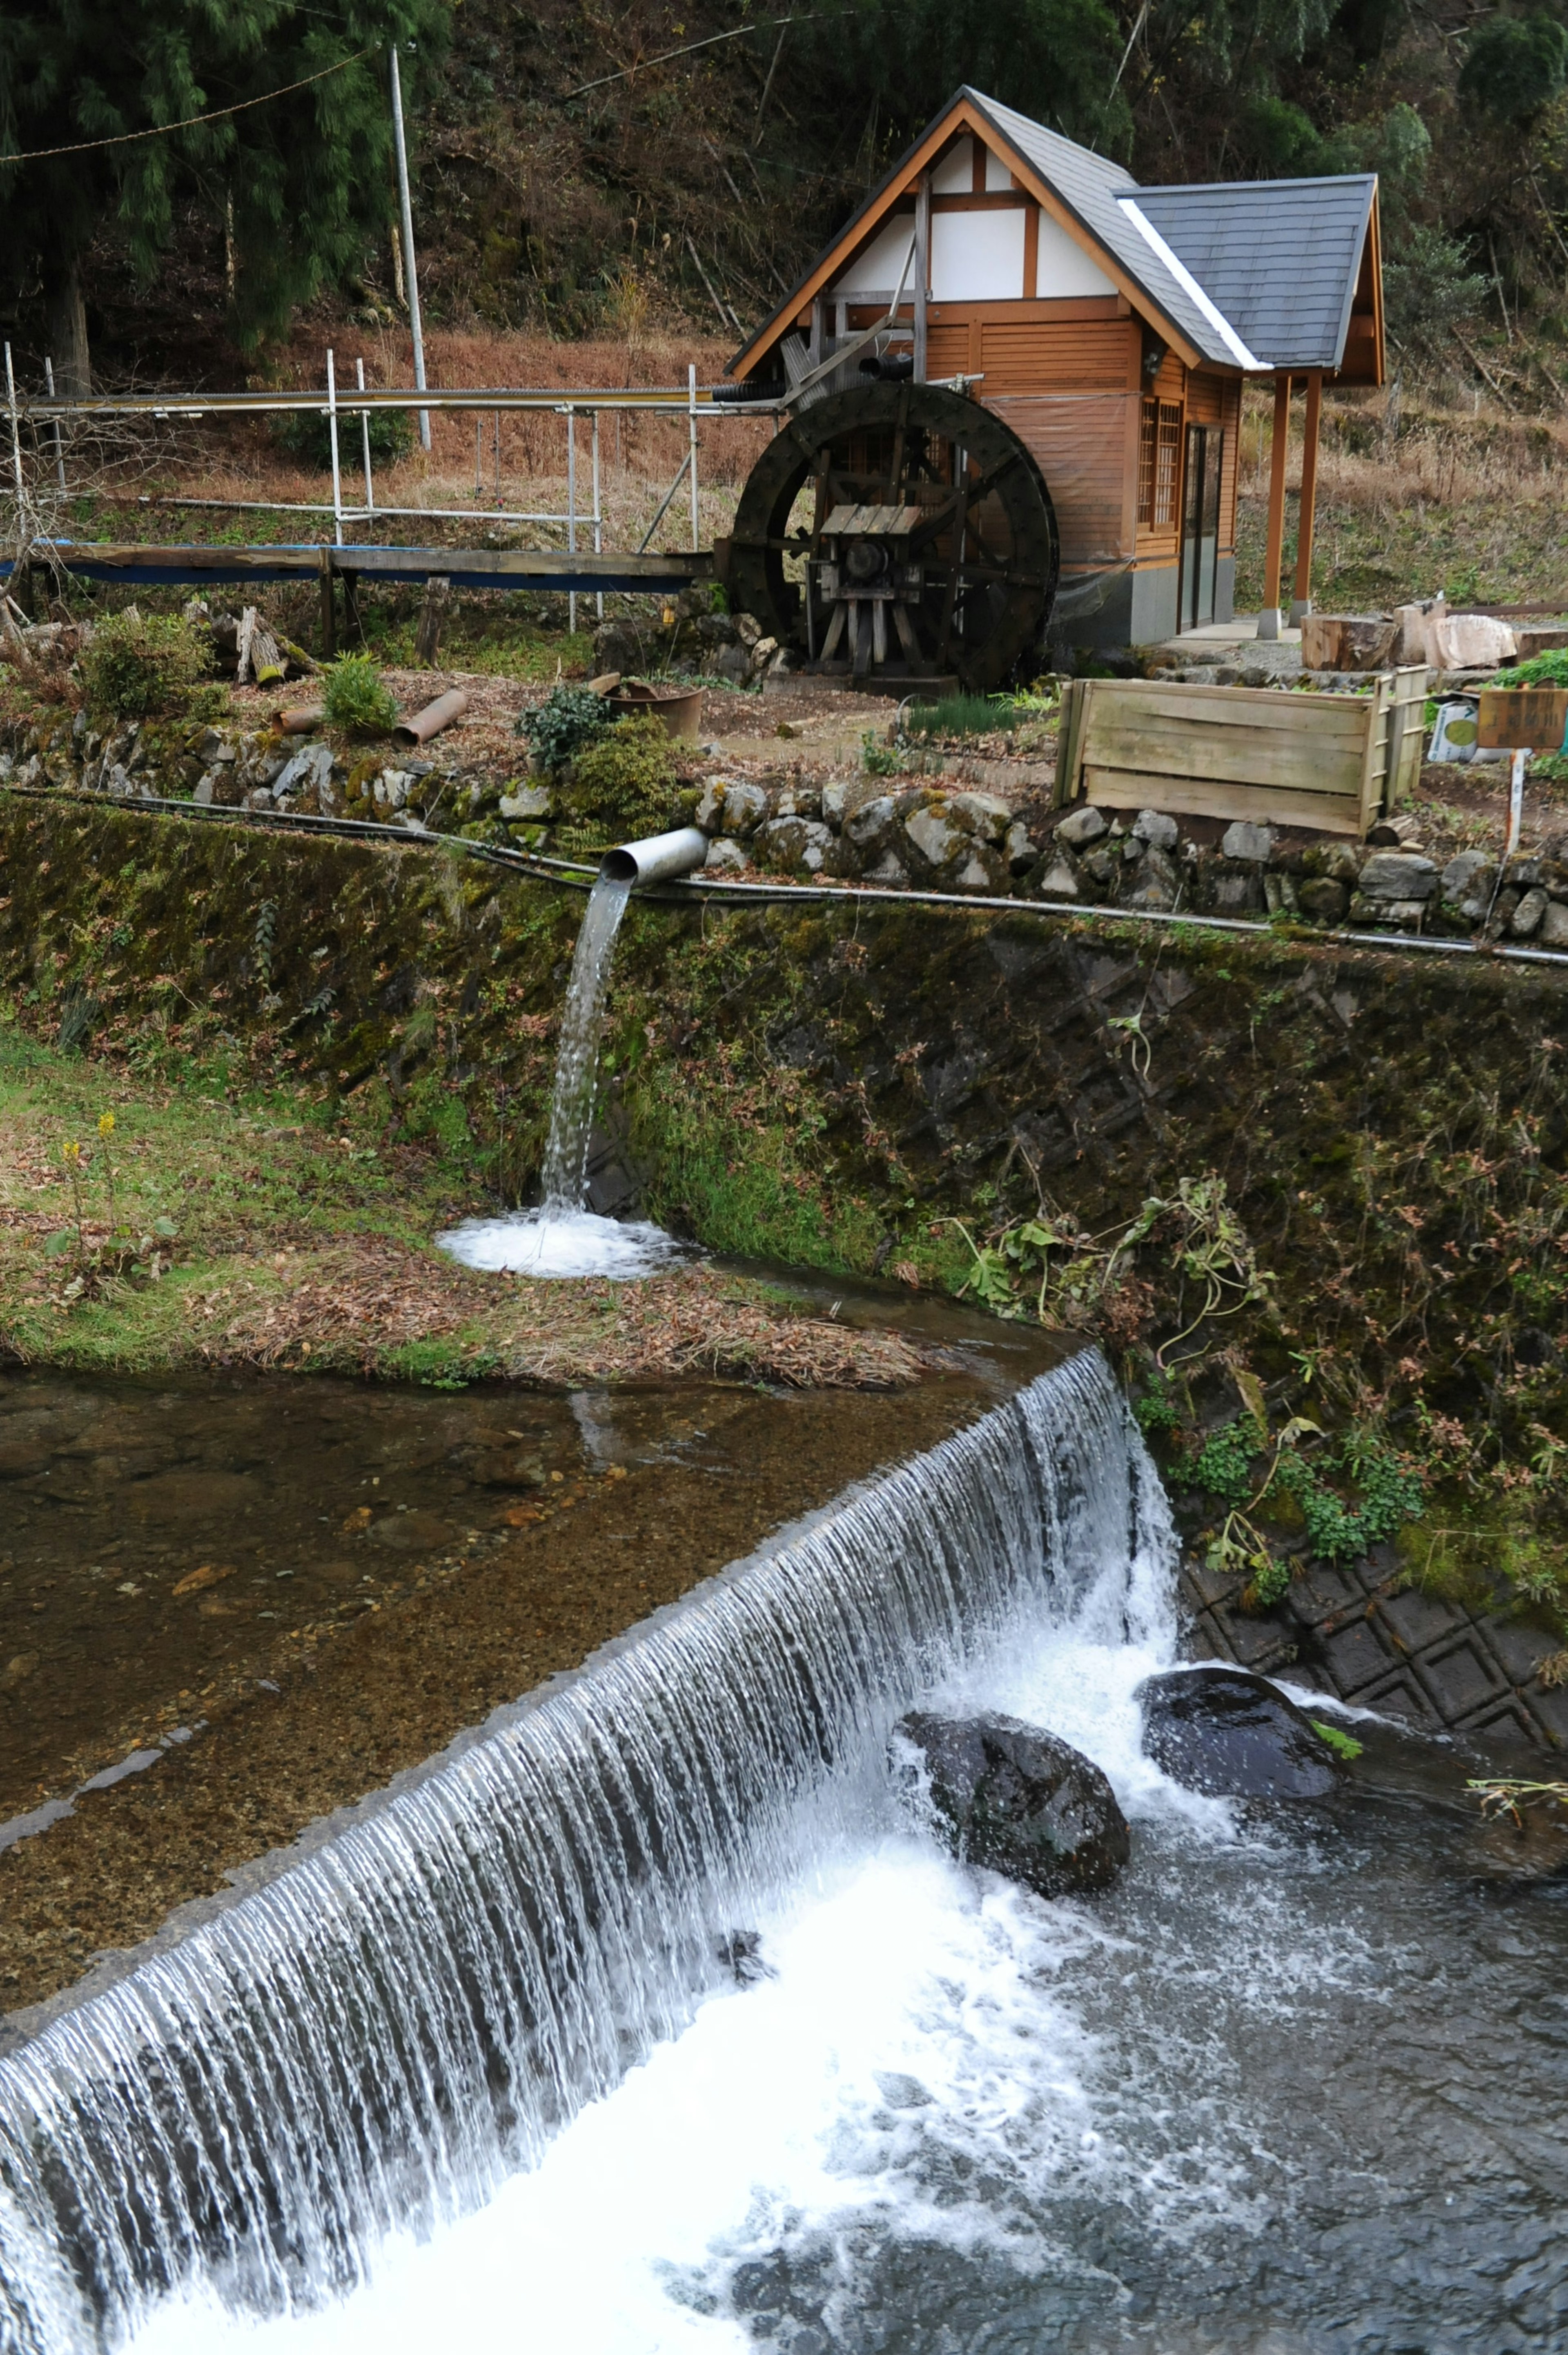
[{"x1": 726, "y1": 382, "x2": 1059, "y2": 693}]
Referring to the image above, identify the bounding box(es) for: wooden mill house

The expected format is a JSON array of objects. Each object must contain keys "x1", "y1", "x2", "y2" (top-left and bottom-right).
[{"x1": 728, "y1": 89, "x2": 1385, "y2": 648}]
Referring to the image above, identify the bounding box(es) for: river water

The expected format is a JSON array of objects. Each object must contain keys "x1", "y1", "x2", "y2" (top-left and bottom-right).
[{"x1": 2, "y1": 1353, "x2": 1565, "y2": 2354}]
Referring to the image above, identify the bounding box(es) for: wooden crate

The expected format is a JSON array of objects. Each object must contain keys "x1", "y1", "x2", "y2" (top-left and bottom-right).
[{"x1": 1054, "y1": 668, "x2": 1428, "y2": 837}]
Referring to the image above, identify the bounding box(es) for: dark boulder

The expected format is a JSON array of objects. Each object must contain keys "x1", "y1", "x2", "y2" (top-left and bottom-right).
[
  {"x1": 896, "y1": 1711, "x2": 1129, "y2": 1896},
  {"x1": 1136, "y1": 1666, "x2": 1343, "y2": 1798}
]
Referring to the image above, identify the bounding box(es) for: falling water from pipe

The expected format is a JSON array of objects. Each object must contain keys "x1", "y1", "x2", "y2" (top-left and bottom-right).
[{"x1": 439, "y1": 829, "x2": 706, "y2": 1279}]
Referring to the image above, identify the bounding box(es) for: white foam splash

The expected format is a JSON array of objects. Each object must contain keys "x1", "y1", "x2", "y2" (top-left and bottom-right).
[{"x1": 435, "y1": 1207, "x2": 686, "y2": 1280}]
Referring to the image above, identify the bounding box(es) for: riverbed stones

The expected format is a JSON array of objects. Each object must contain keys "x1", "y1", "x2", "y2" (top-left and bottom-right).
[
  {"x1": 1510, "y1": 887, "x2": 1548, "y2": 937},
  {"x1": 1033, "y1": 849, "x2": 1083, "y2": 903},
  {"x1": 902, "y1": 801, "x2": 963, "y2": 871},
  {"x1": 703, "y1": 836, "x2": 749, "y2": 875},
  {"x1": 1541, "y1": 900, "x2": 1568, "y2": 948},
  {"x1": 1133, "y1": 808, "x2": 1180, "y2": 851},
  {"x1": 1295, "y1": 875, "x2": 1348, "y2": 921},
  {"x1": 1124, "y1": 843, "x2": 1180, "y2": 909},
  {"x1": 1136, "y1": 1666, "x2": 1343, "y2": 1798},
  {"x1": 949, "y1": 790, "x2": 1012, "y2": 845},
  {"x1": 895, "y1": 1710, "x2": 1130, "y2": 1895},
  {"x1": 500, "y1": 783, "x2": 555, "y2": 821}
]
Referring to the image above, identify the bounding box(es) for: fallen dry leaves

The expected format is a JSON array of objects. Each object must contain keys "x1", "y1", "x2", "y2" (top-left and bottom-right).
[{"x1": 189, "y1": 1236, "x2": 931, "y2": 1390}]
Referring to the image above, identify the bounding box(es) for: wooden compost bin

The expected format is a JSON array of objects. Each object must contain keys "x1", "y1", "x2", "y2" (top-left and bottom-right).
[{"x1": 1054, "y1": 668, "x2": 1429, "y2": 837}]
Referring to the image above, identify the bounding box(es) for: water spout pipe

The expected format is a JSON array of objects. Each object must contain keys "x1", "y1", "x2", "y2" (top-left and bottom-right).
[{"x1": 599, "y1": 825, "x2": 709, "y2": 887}]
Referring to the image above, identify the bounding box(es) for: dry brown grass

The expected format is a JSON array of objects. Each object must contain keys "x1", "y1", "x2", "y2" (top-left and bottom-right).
[{"x1": 1236, "y1": 381, "x2": 1568, "y2": 609}]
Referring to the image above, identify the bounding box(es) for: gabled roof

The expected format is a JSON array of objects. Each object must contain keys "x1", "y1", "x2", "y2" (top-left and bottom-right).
[
  {"x1": 967, "y1": 93, "x2": 1258, "y2": 370},
  {"x1": 728, "y1": 87, "x2": 1381, "y2": 383},
  {"x1": 1130, "y1": 176, "x2": 1378, "y2": 370}
]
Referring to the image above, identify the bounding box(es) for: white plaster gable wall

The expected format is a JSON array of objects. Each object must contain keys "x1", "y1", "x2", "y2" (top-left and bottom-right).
[
  {"x1": 930, "y1": 208, "x2": 1027, "y2": 299},
  {"x1": 1033, "y1": 209, "x2": 1117, "y2": 297},
  {"x1": 833, "y1": 214, "x2": 919, "y2": 299},
  {"x1": 932, "y1": 138, "x2": 973, "y2": 194}
]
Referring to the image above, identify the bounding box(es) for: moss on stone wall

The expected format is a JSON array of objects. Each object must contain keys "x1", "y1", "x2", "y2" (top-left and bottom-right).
[{"x1": 4, "y1": 791, "x2": 1568, "y2": 1475}]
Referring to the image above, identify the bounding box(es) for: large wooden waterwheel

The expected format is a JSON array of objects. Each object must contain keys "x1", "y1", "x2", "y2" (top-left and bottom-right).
[{"x1": 726, "y1": 381, "x2": 1059, "y2": 693}]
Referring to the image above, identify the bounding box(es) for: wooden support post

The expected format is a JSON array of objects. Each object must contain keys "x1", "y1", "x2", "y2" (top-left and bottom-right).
[
  {"x1": 415, "y1": 573, "x2": 450, "y2": 666},
  {"x1": 1258, "y1": 372, "x2": 1292, "y2": 640},
  {"x1": 342, "y1": 570, "x2": 362, "y2": 647},
  {"x1": 913, "y1": 175, "x2": 930, "y2": 383},
  {"x1": 317, "y1": 546, "x2": 336, "y2": 659},
  {"x1": 1290, "y1": 370, "x2": 1323, "y2": 623}
]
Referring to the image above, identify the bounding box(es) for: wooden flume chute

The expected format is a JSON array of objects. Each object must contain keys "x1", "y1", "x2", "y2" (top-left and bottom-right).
[{"x1": 725, "y1": 381, "x2": 1059, "y2": 693}]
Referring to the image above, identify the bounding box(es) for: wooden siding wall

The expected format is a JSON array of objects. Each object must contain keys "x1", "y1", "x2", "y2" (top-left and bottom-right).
[{"x1": 806, "y1": 125, "x2": 1254, "y2": 579}]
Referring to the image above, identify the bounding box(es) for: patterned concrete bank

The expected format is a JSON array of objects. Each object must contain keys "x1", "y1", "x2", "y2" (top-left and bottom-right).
[{"x1": 1184, "y1": 1547, "x2": 1568, "y2": 1750}]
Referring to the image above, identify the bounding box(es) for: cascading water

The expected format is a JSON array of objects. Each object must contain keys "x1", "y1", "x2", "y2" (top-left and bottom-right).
[
  {"x1": 0, "y1": 1352, "x2": 1166, "y2": 2352},
  {"x1": 438, "y1": 874, "x2": 683, "y2": 1279},
  {"x1": 7, "y1": 1351, "x2": 1568, "y2": 2354}
]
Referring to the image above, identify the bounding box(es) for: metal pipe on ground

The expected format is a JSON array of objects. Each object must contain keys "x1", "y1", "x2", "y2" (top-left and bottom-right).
[
  {"x1": 392, "y1": 688, "x2": 468, "y2": 748},
  {"x1": 599, "y1": 826, "x2": 710, "y2": 887}
]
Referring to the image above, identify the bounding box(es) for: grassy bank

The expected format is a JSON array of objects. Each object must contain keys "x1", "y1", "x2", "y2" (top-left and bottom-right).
[{"x1": 0, "y1": 1022, "x2": 928, "y2": 1391}]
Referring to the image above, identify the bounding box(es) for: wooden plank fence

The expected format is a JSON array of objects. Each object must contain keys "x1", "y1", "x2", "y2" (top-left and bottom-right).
[{"x1": 1054, "y1": 668, "x2": 1429, "y2": 838}]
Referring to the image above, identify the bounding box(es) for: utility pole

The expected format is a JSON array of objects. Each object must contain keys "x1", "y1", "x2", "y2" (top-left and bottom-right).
[{"x1": 389, "y1": 45, "x2": 430, "y2": 452}]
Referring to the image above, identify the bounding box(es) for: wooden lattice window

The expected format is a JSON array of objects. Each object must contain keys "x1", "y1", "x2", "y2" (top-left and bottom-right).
[{"x1": 1138, "y1": 399, "x2": 1183, "y2": 529}]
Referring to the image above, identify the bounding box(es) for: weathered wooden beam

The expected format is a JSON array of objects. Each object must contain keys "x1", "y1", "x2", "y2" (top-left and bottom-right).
[{"x1": 3, "y1": 544, "x2": 716, "y2": 595}]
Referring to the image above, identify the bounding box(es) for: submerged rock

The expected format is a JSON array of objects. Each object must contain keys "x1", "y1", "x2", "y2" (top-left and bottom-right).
[
  {"x1": 896, "y1": 1710, "x2": 1129, "y2": 1896},
  {"x1": 1136, "y1": 1666, "x2": 1342, "y2": 1798}
]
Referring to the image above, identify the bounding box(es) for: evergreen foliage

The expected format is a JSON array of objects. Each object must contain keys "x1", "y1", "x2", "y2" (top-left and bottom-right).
[
  {"x1": 517, "y1": 685, "x2": 615, "y2": 773},
  {"x1": 0, "y1": 0, "x2": 448, "y2": 365},
  {"x1": 322, "y1": 655, "x2": 399, "y2": 735},
  {"x1": 564, "y1": 715, "x2": 679, "y2": 841},
  {"x1": 1459, "y1": 14, "x2": 1568, "y2": 124}
]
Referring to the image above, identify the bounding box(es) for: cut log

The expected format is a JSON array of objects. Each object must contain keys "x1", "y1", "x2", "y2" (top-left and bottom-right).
[
  {"x1": 1300, "y1": 613, "x2": 1398, "y2": 672},
  {"x1": 249, "y1": 617, "x2": 286, "y2": 688},
  {"x1": 235, "y1": 605, "x2": 257, "y2": 684},
  {"x1": 279, "y1": 635, "x2": 320, "y2": 676},
  {"x1": 1430, "y1": 613, "x2": 1517, "y2": 669},
  {"x1": 1366, "y1": 811, "x2": 1423, "y2": 847},
  {"x1": 415, "y1": 574, "x2": 451, "y2": 666}
]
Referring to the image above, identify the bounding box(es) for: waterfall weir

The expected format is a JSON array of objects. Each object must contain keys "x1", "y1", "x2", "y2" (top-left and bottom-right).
[{"x1": 0, "y1": 1350, "x2": 1169, "y2": 2352}]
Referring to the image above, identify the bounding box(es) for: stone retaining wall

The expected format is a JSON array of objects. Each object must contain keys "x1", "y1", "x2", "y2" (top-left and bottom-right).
[{"x1": 6, "y1": 700, "x2": 1568, "y2": 965}]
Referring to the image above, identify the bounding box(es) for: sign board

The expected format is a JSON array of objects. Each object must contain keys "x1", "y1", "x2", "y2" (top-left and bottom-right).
[{"x1": 1476, "y1": 687, "x2": 1568, "y2": 751}]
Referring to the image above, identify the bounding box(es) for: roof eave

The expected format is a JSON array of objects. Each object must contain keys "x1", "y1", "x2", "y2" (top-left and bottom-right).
[{"x1": 728, "y1": 84, "x2": 1215, "y2": 379}]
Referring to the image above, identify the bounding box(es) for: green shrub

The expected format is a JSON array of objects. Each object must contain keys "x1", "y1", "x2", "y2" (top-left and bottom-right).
[
  {"x1": 564, "y1": 714, "x2": 678, "y2": 840},
  {"x1": 1494, "y1": 650, "x2": 1568, "y2": 690},
  {"x1": 322, "y1": 656, "x2": 399, "y2": 736},
  {"x1": 79, "y1": 612, "x2": 212, "y2": 720},
  {"x1": 517, "y1": 684, "x2": 615, "y2": 772},
  {"x1": 272, "y1": 405, "x2": 414, "y2": 473}
]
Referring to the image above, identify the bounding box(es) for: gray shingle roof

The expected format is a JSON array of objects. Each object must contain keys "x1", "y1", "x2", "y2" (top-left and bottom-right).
[
  {"x1": 962, "y1": 91, "x2": 1252, "y2": 369},
  {"x1": 1128, "y1": 176, "x2": 1376, "y2": 370},
  {"x1": 728, "y1": 88, "x2": 1375, "y2": 378}
]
